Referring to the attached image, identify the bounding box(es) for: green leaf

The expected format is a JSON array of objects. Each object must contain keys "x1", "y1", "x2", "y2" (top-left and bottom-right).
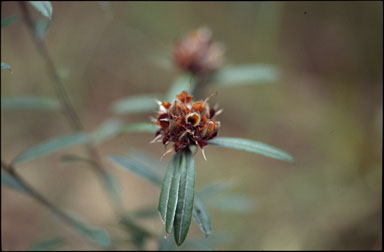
[
  {"x1": 208, "y1": 137, "x2": 295, "y2": 162},
  {"x1": 1, "y1": 96, "x2": 60, "y2": 111},
  {"x1": 166, "y1": 74, "x2": 194, "y2": 101},
  {"x1": 59, "y1": 154, "x2": 121, "y2": 203},
  {"x1": 119, "y1": 122, "x2": 158, "y2": 134},
  {"x1": 1, "y1": 62, "x2": 12, "y2": 71},
  {"x1": 119, "y1": 216, "x2": 153, "y2": 250},
  {"x1": 206, "y1": 194, "x2": 254, "y2": 213},
  {"x1": 1, "y1": 170, "x2": 30, "y2": 194},
  {"x1": 34, "y1": 17, "x2": 51, "y2": 38},
  {"x1": 111, "y1": 93, "x2": 162, "y2": 114},
  {"x1": 59, "y1": 154, "x2": 92, "y2": 165},
  {"x1": 174, "y1": 148, "x2": 195, "y2": 246},
  {"x1": 65, "y1": 211, "x2": 110, "y2": 247},
  {"x1": 29, "y1": 1, "x2": 53, "y2": 20},
  {"x1": 192, "y1": 196, "x2": 211, "y2": 237},
  {"x1": 1, "y1": 15, "x2": 19, "y2": 28},
  {"x1": 214, "y1": 64, "x2": 278, "y2": 86},
  {"x1": 108, "y1": 155, "x2": 162, "y2": 185},
  {"x1": 12, "y1": 133, "x2": 90, "y2": 165},
  {"x1": 92, "y1": 118, "x2": 124, "y2": 143},
  {"x1": 158, "y1": 151, "x2": 182, "y2": 235},
  {"x1": 132, "y1": 206, "x2": 158, "y2": 219},
  {"x1": 27, "y1": 237, "x2": 63, "y2": 251},
  {"x1": 196, "y1": 180, "x2": 234, "y2": 201},
  {"x1": 101, "y1": 172, "x2": 121, "y2": 203}
]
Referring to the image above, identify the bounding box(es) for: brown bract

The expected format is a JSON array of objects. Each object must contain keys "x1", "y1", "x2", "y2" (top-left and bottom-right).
[
  {"x1": 152, "y1": 91, "x2": 222, "y2": 159},
  {"x1": 172, "y1": 27, "x2": 225, "y2": 75}
]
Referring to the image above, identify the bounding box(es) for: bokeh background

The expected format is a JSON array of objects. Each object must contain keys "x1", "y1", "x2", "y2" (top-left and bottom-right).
[{"x1": 1, "y1": 1, "x2": 382, "y2": 250}]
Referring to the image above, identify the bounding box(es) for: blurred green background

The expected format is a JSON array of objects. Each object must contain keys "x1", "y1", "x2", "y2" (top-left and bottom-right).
[{"x1": 1, "y1": 1, "x2": 382, "y2": 250}]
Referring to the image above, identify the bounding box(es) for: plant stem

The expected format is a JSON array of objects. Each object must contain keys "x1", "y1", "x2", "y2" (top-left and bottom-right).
[
  {"x1": 18, "y1": 3, "x2": 150, "y2": 248},
  {"x1": 190, "y1": 73, "x2": 214, "y2": 99},
  {"x1": 1, "y1": 161, "x2": 103, "y2": 248},
  {"x1": 18, "y1": 1, "x2": 121, "y2": 213}
]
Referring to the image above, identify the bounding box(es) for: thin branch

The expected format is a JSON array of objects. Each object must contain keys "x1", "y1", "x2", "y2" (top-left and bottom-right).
[
  {"x1": 17, "y1": 3, "x2": 156, "y2": 249},
  {"x1": 1, "y1": 161, "x2": 104, "y2": 248},
  {"x1": 18, "y1": 1, "x2": 121, "y2": 213}
]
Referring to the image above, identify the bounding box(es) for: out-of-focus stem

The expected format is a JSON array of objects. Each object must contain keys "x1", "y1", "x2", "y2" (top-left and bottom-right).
[
  {"x1": 190, "y1": 73, "x2": 214, "y2": 99},
  {"x1": 18, "y1": 1, "x2": 122, "y2": 214},
  {"x1": 1, "y1": 161, "x2": 103, "y2": 248}
]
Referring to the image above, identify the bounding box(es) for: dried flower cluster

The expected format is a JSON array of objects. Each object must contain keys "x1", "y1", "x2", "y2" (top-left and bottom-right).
[
  {"x1": 172, "y1": 27, "x2": 225, "y2": 75},
  {"x1": 152, "y1": 91, "x2": 222, "y2": 159}
]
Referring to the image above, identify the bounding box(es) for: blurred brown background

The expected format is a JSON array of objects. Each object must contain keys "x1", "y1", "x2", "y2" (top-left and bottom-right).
[{"x1": 1, "y1": 1, "x2": 382, "y2": 250}]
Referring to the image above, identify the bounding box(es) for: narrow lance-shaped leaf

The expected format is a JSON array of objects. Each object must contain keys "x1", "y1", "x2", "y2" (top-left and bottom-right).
[
  {"x1": 27, "y1": 237, "x2": 64, "y2": 251},
  {"x1": 166, "y1": 74, "x2": 194, "y2": 101},
  {"x1": 174, "y1": 148, "x2": 195, "y2": 246},
  {"x1": 192, "y1": 195, "x2": 211, "y2": 237},
  {"x1": 208, "y1": 137, "x2": 295, "y2": 162},
  {"x1": 91, "y1": 118, "x2": 123, "y2": 143},
  {"x1": 213, "y1": 64, "x2": 278, "y2": 87},
  {"x1": 111, "y1": 93, "x2": 162, "y2": 114},
  {"x1": 1, "y1": 170, "x2": 30, "y2": 194},
  {"x1": 64, "y1": 211, "x2": 110, "y2": 247},
  {"x1": 58, "y1": 153, "x2": 122, "y2": 204},
  {"x1": 1, "y1": 15, "x2": 20, "y2": 28},
  {"x1": 1, "y1": 96, "x2": 60, "y2": 111},
  {"x1": 158, "y1": 151, "x2": 182, "y2": 235},
  {"x1": 28, "y1": 1, "x2": 53, "y2": 20},
  {"x1": 108, "y1": 155, "x2": 162, "y2": 185},
  {"x1": 118, "y1": 122, "x2": 159, "y2": 134},
  {"x1": 206, "y1": 194, "x2": 255, "y2": 213},
  {"x1": 108, "y1": 151, "x2": 212, "y2": 237},
  {"x1": 12, "y1": 132, "x2": 90, "y2": 165}
]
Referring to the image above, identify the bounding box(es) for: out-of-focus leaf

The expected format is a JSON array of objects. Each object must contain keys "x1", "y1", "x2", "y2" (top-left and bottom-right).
[
  {"x1": 111, "y1": 93, "x2": 162, "y2": 114},
  {"x1": 12, "y1": 133, "x2": 90, "y2": 165},
  {"x1": 92, "y1": 118, "x2": 124, "y2": 143},
  {"x1": 214, "y1": 64, "x2": 278, "y2": 86},
  {"x1": 1, "y1": 170, "x2": 30, "y2": 194},
  {"x1": 119, "y1": 217, "x2": 152, "y2": 250},
  {"x1": 60, "y1": 154, "x2": 92, "y2": 165},
  {"x1": 119, "y1": 122, "x2": 158, "y2": 133},
  {"x1": 192, "y1": 196, "x2": 211, "y2": 237},
  {"x1": 158, "y1": 151, "x2": 182, "y2": 235},
  {"x1": 27, "y1": 237, "x2": 63, "y2": 251},
  {"x1": 1, "y1": 96, "x2": 60, "y2": 111},
  {"x1": 166, "y1": 74, "x2": 194, "y2": 101},
  {"x1": 208, "y1": 137, "x2": 295, "y2": 162},
  {"x1": 34, "y1": 17, "x2": 51, "y2": 38},
  {"x1": 108, "y1": 155, "x2": 162, "y2": 185},
  {"x1": 158, "y1": 231, "x2": 176, "y2": 251},
  {"x1": 132, "y1": 206, "x2": 158, "y2": 219},
  {"x1": 174, "y1": 149, "x2": 195, "y2": 246},
  {"x1": 1, "y1": 62, "x2": 12, "y2": 71},
  {"x1": 1, "y1": 15, "x2": 19, "y2": 28},
  {"x1": 125, "y1": 148, "x2": 167, "y2": 171},
  {"x1": 111, "y1": 150, "x2": 211, "y2": 237},
  {"x1": 148, "y1": 52, "x2": 173, "y2": 71},
  {"x1": 65, "y1": 211, "x2": 110, "y2": 247},
  {"x1": 59, "y1": 153, "x2": 121, "y2": 203},
  {"x1": 206, "y1": 194, "x2": 255, "y2": 213},
  {"x1": 196, "y1": 180, "x2": 234, "y2": 200},
  {"x1": 101, "y1": 172, "x2": 121, "y2": 203},
  {"x1": 29, "y1": 1, "x2": 53, "y2": 20}
]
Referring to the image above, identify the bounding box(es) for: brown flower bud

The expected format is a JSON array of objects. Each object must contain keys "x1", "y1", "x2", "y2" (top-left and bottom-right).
[
  {"x1": 172, "y1": 27, "x2": 225, "y2": 75},
  {"x1": 152, "y1": 90, "x2": 221, "y2": 159}
]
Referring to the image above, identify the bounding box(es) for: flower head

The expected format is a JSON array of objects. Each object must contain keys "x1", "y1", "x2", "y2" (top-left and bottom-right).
[
  {"x1": 172, "y1": 27, "x2": 225, "y2": 75},
  {"x1": 152, "y1": 90, "x2": 222, "y2": 159}
]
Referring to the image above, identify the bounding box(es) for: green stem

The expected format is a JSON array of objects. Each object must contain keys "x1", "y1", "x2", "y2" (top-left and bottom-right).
[
  {"x1": 18, "y1": 2, "x2": 150, "y2": 248},
  {"x1": 1, "y1": 161, "x2": 103, "y2": 248}
]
